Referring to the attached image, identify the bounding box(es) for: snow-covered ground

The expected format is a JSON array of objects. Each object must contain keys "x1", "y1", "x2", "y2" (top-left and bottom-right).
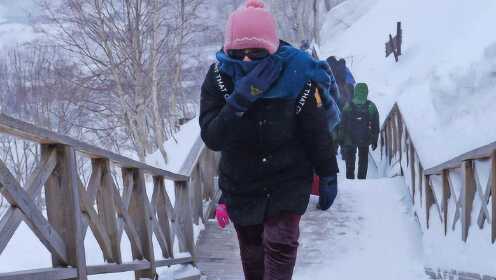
[
  {"x1": 294, "y1": 160, "x2": 427, "y2": 280},
  {"x1": 319, "y1": 0, "x2": 496, "y2": 274}
]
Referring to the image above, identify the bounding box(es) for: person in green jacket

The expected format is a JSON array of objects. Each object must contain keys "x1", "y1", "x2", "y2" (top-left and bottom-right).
[{"x1": 339, "y1": 83, "x2": 379, "y2": 179}]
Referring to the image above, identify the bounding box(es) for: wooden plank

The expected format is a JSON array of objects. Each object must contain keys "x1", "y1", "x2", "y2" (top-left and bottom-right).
[
  {"x1": 391, "y1": 112, "x2": 397, "y2": 159},
  {"x1": 78, "y1": 179, "x2": 113, "y2": 261},
  {"x1": 118, "y1": 168, "x2": 135, "y2": 241},
  {"x1": 410, "y1": 143, "x2": 416, "y2": 202},
  {"x1": 112, "y1": 191, "x2": 144, "y2": 259},
  {"x1": 397, "y1": 22, "x2": 402, "y2": 55},
  {"x1": 154, "y1": 176, "x2": 174, "y2": 258},
  {"x1": 419, "y1": 162, "x2": 424, "y2": 203},
  {"x1": 0, "y1": 157, "x2": 68, "y2": 264},
  {"x1": 475, "y1": 163, "x2": 492, "y2": 229},
  {"x1": 201, "y1": 150, "x2": 218, "y2": 202},
  {"x1": 151, "y1": 217, "x2": 171, "y2": 258},
  {"x1": 462, "y1": 160, "x2": 476, "y2": 242},
  {"x1": 86, "y1": 159, "x2": 104, "y2": 207},
  {"x1": 190, "y1": 165, "x2": 202, "y2": 225},
  {"x1": 86, "y1": 260, "x2": 150, "y2": 275},
  {"x1": 425, "y1": 175, "x2": 435, "y2": 229},
  {"x1": 155, "y1": 255, "x2": 194, "y2": 267},
  {"x1": 448, "y1": 172, "x2": 462, "y2": 231},
  {"x1": 174, "y1": 180, "x2": 195, "y2": 256},
  {"x1": 127, "y1": 169, "x2": 156, "y2": 279},
  {"x1": 0, "y1": 113, "x2": 187, "y2": 181},
  {"x1": 97, "y1": 160, "x2": 122, "y2": 263},
  {"x1": 403, "y1": 122, "x2": 408, "y2": 165},
  {"x1": 381, "y1": 131, "x2": 386, "y2": 160},
  {"x1": 397, "y1": 113, "x2": 403, "y2": 168},
  {"x1": 148, "y1": 179, "x2": 171, "y2": 258},
  {"x1": 205, "y1": 189, "x2": 222, "y2": 221},
  {"x1": 0, "y1": 147, "x2": 57, "y2": 254},
  {"x1": 81, "y1": 159, "x2": 104, "y2": 239},
  {"x1": 426, "y1": 141, "x2": 496, "y2": 175},
  {"x1": 0, "y1": 267, "x2": 77, "y2": 280},
  {"x1": 442, "y1": 170, "x2": 451, "y2": 235},
  {"x1": 44, "y1": 145, "x2": 87, "y2": 279},
  {"x1": 492, "y1": 151, "x2": 496, "y2": 243}
]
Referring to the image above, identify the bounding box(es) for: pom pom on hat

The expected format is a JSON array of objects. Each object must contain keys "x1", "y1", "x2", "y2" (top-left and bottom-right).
[
  {"x1": 245, "y1": 0, "x2": 265, "y2": 8},
  {"x1": 224, "y1": 0, "x2": 279, "y2": 54}
]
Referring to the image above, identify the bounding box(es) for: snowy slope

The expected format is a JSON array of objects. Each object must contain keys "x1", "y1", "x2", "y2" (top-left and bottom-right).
[
  {"x1": 320, "y1": 0, "x2": 496, "y2": 168},
  {"x1": 0, "y1": 1, "x2": 39, "y2": 48}
]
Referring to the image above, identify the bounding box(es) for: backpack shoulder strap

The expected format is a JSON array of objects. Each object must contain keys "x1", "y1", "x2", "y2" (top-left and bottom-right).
[
  {"x1": 212, "y1": 63, "x2": 233, "y2": 100},
  {"x1": 295, "y1": 81, "x2": 314, "y2": 115}
]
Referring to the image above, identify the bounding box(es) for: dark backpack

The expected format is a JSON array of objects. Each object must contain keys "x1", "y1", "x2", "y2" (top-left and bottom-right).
[{"x1": 349, "y1": 101, "x2": 371, "y2": 146}]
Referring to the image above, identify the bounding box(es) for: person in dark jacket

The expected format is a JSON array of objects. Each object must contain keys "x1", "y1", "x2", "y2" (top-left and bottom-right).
[
  {"x1": 326, "y1": 57, "x2": 356, "y2": 110},
  {"x1": 339, "y1": 82, "x2": 379, "y2": 179},
  {"x1": 199, "y1": 1, "x2": 339, "y2": 279}
]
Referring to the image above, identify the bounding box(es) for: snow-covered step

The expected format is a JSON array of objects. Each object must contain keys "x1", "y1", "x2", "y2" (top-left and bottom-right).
[{"x1": 172, "y1": 265, "x2": 201, "y2": 280}]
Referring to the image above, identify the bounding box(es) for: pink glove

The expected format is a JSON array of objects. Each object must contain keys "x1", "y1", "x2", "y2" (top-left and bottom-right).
[{"x1": 215, "y1": 204, "x2": 230, "y2": 229}]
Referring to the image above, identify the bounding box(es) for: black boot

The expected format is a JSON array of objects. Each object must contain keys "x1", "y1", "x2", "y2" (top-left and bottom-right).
[
  {"x1": 344, "y1": 145, "x2": 357, "y2": 179},
  {"x1": 357, "y1": 146, "x2": 369, "y2": 179}
]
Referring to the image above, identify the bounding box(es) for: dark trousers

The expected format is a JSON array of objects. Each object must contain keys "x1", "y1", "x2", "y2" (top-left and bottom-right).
[
  {"x1": 343, "y1": 145, "x2": 369, "y2": 179},
  {"x1": 234, "y1": 212, "x2": 301, "y2": 280}
]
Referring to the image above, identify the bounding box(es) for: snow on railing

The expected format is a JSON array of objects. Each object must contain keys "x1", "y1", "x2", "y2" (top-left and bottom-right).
[
  {"x1": 0, "y1": 113, "x2": 218, "y2": 280},
  {"x1": 379, "y1": 103, "x2": 496, "y2": 244}
]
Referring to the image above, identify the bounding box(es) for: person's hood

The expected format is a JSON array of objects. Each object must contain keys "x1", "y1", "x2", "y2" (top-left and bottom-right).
[{"x1": 352, "y1": 83, "x2": 368, "y2": 105}]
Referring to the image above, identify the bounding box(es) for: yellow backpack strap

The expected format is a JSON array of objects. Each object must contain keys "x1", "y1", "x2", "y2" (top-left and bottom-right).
[{"x1": 315, "y1": 87, "x2": 323, "y2": 108}]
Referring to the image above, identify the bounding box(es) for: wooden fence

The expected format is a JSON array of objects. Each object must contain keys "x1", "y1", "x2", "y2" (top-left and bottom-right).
[
  {"x1": 380, "y1": 104, "x2": 495, "y2": 244},
  {"x1": 0, "y1": 113, "x2": 218, "y2": 280}
]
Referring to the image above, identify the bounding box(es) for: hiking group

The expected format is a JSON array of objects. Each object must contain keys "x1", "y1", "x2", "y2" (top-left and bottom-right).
[{"x1": 199, "y1": 0, "x2": 379, "y2": 279}]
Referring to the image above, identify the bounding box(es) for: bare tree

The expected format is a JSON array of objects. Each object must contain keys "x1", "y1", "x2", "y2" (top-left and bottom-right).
[{"x1": 37, "y1": 0, "x2": 203, "y2": 163}]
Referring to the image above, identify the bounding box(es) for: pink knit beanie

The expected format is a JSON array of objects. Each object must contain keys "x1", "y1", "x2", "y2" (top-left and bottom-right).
[{"x1": 224, "y1": 0, "x2": 280, "y2": 54}]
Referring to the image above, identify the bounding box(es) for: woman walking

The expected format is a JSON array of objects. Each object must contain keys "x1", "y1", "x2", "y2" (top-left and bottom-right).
[{"x1": 199, "y1": 0, "x2": 339, "y2": 279}]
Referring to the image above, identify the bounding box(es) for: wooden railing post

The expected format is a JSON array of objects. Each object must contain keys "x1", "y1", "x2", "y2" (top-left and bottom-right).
[
  {"x1": 419, "y1": 162, "x2": 424, "y2": 204},
  {"x1": 43, "y1": 144, "x2": 87, "y2": 280},
  {"x1": 153, "y1": 176, "x2": 174, "y2": 258},
  {"x1": 491, "y1": 151, "x2": 496, "y2": 243},
  {"x1": 128, "y1": 169, "x2": 156, "y2": 279},
  {"x1": 442, "y1": 169, "x2": 451, "y2": 235},
  {"x1": 97, "y1": 159, "x2": 121, "y2": 264},
  {"x1": 462, "y1": 160, "x2": 476, "y2": 242},
  {"x1": 425, "y1": 175, "x2": 434, "y2": 229},
  {"x1": 174, "y1": 180, "x2": 195, "y2": 256},
  {"x1": 388, "y1": 124, "x2": 391, "y2": 161},
  {"x1": 190, "y1": 165, "x2": 202, "y2": 225},
  {"x1": 410, "y1": 143, "x2": 416, "y2": 201},
  {"x1": 200, "y1": 150, "x2": 216, "y2": 201},
  {"x1": 392, "y1": 111, "x2": 398, "y2": 160}
]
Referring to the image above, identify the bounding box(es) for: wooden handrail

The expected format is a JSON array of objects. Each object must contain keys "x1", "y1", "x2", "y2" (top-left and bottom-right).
[
  {"x1": 425, "y1": 141, "x2": 496, "y2": 175},
  {"x1": 0, "y1": 114, "x2": 219, "y2": 280},
  {"x1": 379, "y1": 103, "x2": 495, "y2": 244},
  {"x1": 0, "y1": 113, "x2": 187, "y2": 181}
]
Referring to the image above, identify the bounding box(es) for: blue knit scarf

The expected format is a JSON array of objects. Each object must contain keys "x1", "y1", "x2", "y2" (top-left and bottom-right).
[{"x1": 216, "y1": 42, "x2": 341, "y2": 131}]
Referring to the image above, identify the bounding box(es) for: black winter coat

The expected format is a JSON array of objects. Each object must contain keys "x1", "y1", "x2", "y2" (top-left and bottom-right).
[{"x1": 199, "y1": 63, "x2": 338, "y2": 226}]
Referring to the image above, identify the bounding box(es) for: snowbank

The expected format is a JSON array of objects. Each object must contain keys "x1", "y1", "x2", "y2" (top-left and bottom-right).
[{"x1": 146, "y1": 116, "x2": 201, "y2": 174}]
